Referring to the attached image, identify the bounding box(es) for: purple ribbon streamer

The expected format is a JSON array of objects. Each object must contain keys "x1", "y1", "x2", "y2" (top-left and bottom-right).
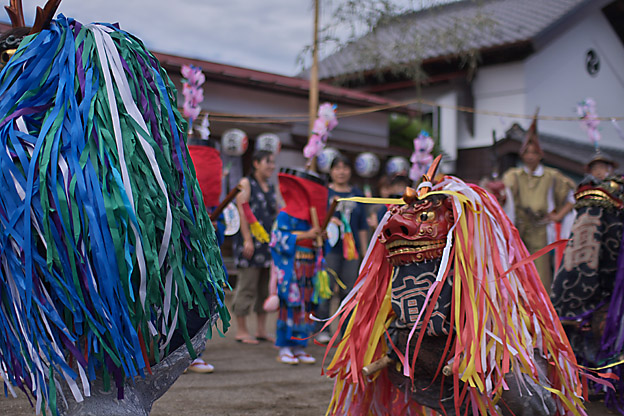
[{"x1": 599, "y1": 226, "x2": 624, "y2": 410}]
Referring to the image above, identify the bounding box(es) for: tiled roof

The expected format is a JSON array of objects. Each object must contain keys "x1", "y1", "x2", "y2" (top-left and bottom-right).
[{"x1": 313, "y1": 0, "x2": 593, "y2": 80}]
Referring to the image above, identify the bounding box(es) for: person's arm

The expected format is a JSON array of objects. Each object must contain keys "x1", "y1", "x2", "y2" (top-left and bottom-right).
[
  {"x1": 235, "y1": 177, "x2": 254, "y2": 259},
  {"x1": 358, "y1": 229, "x2": 369, "y2": 258},
  {"x1": 501, "y1": 169, "x2": 517, "y2": 224},
  {"x1": 294, "y1": 226, "x2": 322, "y2": 241},
  {"x1": 546, "y1": 172, "x2": 576, "y2": 223},
  {"x1": 547, "y1": 200, "x2": 574, "y2": 223},
  {"x1": 270, "y1": 215, "x2": 321, "y2": 258},
  {"x1": 355, "y1": 193, "x2": 370, "y2": 257},
  {"x1": 367, "y1": 212, "x2": 379, "y2": 230}
]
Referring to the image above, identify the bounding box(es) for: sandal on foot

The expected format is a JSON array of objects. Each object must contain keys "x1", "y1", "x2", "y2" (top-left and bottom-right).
[
  {"x1": 293, "y1": 351, "x2": 316, "y2": 365},
  {"x1": 186, "y1": 358, "x2": 214, "y2": 373},
  {"x1": 277, "y1": 352, "x2": 299, "y2": 365}
]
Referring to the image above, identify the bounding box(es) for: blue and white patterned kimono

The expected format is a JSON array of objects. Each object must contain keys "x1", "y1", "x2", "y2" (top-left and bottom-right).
[{"x1": 270, "y1": 211, "x2": 319, "y2": 347}]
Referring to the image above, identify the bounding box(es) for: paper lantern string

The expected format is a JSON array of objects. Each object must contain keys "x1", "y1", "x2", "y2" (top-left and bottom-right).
[{"x1": 612, "y1": 118, "x2": 624, "y2": 142}]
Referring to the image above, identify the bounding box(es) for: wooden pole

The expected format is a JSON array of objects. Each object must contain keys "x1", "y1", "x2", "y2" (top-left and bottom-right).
[
  {"x1": 362, "y1": 355, "x2": 393, "y2": 376},
  {"x1": 210, "y1": 185, "x2": 241, "y2": 221},
  {"x1": 321, "y1": 197, "x2": 339, "y2": 230},
  {"x1": 309, "y1": 206, "x2": 323, "y2": 248},
  {"x1": 308, "y1": 0, "x2": 320, "y2": 136}
]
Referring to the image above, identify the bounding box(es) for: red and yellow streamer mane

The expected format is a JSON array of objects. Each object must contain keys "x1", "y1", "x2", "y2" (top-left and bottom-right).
[{"x1": 323, "y1": 175, "x2": 585, "y2": 415}]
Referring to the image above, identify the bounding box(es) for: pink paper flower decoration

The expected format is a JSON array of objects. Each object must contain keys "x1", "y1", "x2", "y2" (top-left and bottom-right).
[
  {"x1": 577, "y1": 98, "x2": 601, "y2": 146},
  {"x1": 303, "y1": 103, "x2": 338, "y2": 160},
  {"x1": 181, "y1": 64, "x2": 205, "y2": 130},
  {"x1": 409, "y1": 130, "x2": 434, "y2": 182}
]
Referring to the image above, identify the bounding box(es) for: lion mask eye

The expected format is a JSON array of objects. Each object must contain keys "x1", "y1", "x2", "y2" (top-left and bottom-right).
[{"x1": 419, "y1": 211, "x2": 435, "y2": 222}]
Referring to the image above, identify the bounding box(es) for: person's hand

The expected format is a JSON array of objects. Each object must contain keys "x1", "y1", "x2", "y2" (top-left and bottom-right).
[
  {"x1": 304, "y1": 226, "x2": 322, "y2": 240},
  {"x1": 366, "y1": 214, "x2": 378, "y2": 229},
  {"x1": 243, "y1": 238, "x2": 254, "y2": 259},
  {"x1": 330, "y1": 217, "x2": 341, "y2": 226},
  {"x1": 545, "y1": 210, "x2": 563, "y2": 223}
]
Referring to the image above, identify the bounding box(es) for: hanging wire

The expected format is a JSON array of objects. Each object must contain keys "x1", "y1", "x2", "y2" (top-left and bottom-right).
[{"x1": 198, "y1": 97, "x2": 624, "y2": 124}]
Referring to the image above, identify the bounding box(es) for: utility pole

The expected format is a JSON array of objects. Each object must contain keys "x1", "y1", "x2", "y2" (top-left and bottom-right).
[{"x1": 308, "y1": 0, "x2": 319, "y2": 135}]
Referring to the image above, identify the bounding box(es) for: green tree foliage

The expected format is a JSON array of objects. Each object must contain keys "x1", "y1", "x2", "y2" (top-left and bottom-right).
[{"x1": 389, "y1": 113, "x2": 441, "y2": 156}]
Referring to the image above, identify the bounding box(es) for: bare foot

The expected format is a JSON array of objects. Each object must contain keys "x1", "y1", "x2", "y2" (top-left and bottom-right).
[
  {"x1": 255, "y1": 335, "x2": 275, "y2": 343},
  {"x1": 235, "y1": 335, "x2": 259, "y2": 344}
]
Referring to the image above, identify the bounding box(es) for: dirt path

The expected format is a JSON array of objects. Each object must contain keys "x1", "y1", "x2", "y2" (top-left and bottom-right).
[
  {"x1": 0, "y1": 296, "x2": 614, "y2": 415},
  {"x1": 0, "y1": 298, "x2": 334, "y2": 416},
  {"x1": 151, "y1": 328, "x2": 333, "y2": 416}
]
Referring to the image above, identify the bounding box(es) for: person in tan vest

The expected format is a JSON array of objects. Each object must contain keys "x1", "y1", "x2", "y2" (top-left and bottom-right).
[{"x1": 502, "y1": 114, "x2": 575, "y2": 291}]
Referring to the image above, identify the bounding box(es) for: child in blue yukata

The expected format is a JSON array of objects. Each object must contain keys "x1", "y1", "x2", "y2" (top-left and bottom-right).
[{"x1": 270, "y1": 168, "x2": 327, "y2": 364}]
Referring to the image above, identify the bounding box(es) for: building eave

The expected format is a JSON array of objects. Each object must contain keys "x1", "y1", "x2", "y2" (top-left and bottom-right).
[
  {"x1": 320, "y1": 39, "x2": 534, "y2": 89},
  {"x1": 152, "y1": 51, "x2": 412, "y2": 113}
]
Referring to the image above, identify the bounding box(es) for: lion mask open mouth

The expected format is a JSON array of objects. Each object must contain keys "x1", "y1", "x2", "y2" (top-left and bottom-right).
[{"x1": 380, "y1": 194, "x2": 453, "y2": 267}]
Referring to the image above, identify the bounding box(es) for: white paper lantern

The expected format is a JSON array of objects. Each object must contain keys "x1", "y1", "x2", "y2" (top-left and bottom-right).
[
  {"x1": 386, "y1": 156, "x2": 409, "y2": 176},
  {"x1": 255, "y1": 133, "x2": 281, "y2": 154},
  {"x1": 354, "y1": 152, "x2": 380, "y2": 178},
  {"x1": 317, "y1": 147, "x2": 340, "y2": 174},
  {"x1": 221, "y1": 128, "x2": 248, "y2": 156}
]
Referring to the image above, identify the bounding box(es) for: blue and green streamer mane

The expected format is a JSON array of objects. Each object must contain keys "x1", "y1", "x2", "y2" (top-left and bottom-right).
[{"x1": 0, "y1": 16, "x2": 229, "y2": 414}]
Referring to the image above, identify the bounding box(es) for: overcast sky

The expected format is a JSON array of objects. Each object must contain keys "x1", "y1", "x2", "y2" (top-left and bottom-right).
[{"x1": 15, "y1": 0, "x2": 318, "y2": 76}]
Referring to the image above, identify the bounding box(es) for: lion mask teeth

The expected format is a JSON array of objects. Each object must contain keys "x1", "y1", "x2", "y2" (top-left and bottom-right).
[{"x1": 384, "y1": 238, "x2": 446, "y2": 266}]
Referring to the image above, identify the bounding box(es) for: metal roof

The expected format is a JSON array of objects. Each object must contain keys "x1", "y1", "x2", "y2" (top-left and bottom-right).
[{"x1": 312, "y1": 0, "x2": 596, "y2": 80}]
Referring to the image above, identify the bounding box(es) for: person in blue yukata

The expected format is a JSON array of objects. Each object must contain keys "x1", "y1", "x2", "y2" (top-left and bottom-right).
[{"x1": 270, "y1": 168, "x2": 327, "y2": 365}]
